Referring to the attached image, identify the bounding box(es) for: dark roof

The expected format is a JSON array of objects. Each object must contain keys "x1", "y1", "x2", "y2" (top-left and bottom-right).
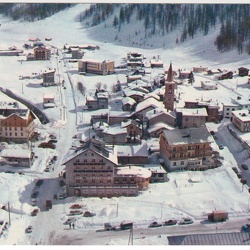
[
  {"x1": 168, "y1": 232, "x2": 250, "y2": 245},
  {"x1": 166, "y1": 63, "x2": 174, "y2": 82},
  {"x1": 0, "y1": 108, "x2": 28, "y2": 118}
]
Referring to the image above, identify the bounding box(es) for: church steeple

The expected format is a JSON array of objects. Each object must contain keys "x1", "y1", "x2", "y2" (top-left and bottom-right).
[
  {"x1": 164, "y1": 62, "x2": 175, "y2": 111},
  {"x1": 166, "y1": 62, "x2": 173, "y2": 83}
]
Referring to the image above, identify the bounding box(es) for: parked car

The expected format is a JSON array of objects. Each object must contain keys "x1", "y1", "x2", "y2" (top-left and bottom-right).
[
  {"x1": 237, "y1": 172, "x2": 242, "y2": 179},
  {"x1": 59, "y1": 180, "x2": 65, "y2": 186},
  {"x1": 31, "y1": 198, "x2": 37, "y2": 206},
  {"x1": 31, "y1": 191, "x2": 39, "y2": 198},
  {"x1": 63, "y1": 217, "x2": 76, "y2": 225},
  {"x1": 44, "y1": 167, "x2": 50, "y2": 172},
  {"x1": 31, "y1": 209, "x2": 39, "y2": 216},
  {"x1": 241, "y1": 164, "x2": 248, "y2": 170},
  {"x1": 163, "y1": 219, "x2": 178, "y2": 226},
  {"x1": 38, "y1": 142, "x2": 56, "y2": 149},
  {"x1": 36, "y1": 179, "x2": 43, "y2": 187},
  {"x1": 70, "y1": 204, "x2": 82, "y2": 209},
  {"x1": 232, "y1": 167, "x2": 239, "y2": 173},
  {"x1": 179, "y1": 217, "x2": 194, "y2": 225},
  {"x1": 69, "y1": 210, "x2": 83, "y2": 216},
  {"x1": 58, "y1": 193, "x2": 67, "y2": 200},
  {"x1": 48, "y1": 139, "x2": 58, "y2": 144},
  {"x1": 219, "y1": 145, "x2": 224, "y2": 150},
  {"x1": 25, "y1": 226, "x2": 33, "y2": 233},
  {"x1": 241, "y1": 224, "x2": 250, "y2": 233},
  {"x1": 149, "y1": 221, "x2": 162, "y2": 228},
  {"x1": 83, "y1": 211, "x2": 96, "y2": 217}
]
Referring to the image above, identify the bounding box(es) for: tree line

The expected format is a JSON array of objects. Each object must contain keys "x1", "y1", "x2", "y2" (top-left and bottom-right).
[
  {"x1": 0, "y1": 3, "x2": 73, "y2": 21},
  {"x1": 79, "y1": 3, "x2": 250, "y2": 54}
]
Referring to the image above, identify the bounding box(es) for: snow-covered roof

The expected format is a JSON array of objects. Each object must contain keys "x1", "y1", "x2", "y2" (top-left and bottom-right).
[
  {"x1": 123, "y1": 89, "x2": 145, "y2": 98},
  {"x1": 176, "y1": 107, "x2": 208, "y2": 117},
  {"x1": 135, "y1": 97, "x2": 162, "y2": 113},
  {"x1": 121, "y1": 119, "x2": 140, "y2": 128},
  {"x1": 116, "y1": 166, "x2": 152, "y2": 178},
  {"x1": 103, "y1": 126, "x2": 127, "y2": 136},
  {"x1": 116, "y1": 142, "x2": 148, "y2": 157},
  {"x1": 144, "y1": 92, "x2": 160, "y2": 101},
  {"x1": 1, "y1": 149, "x2": 32, "y2": 158},
  {"x1": 148, "y1": 122, "x2": 175, "y2": 134},
  {"x1": 43, "y1": 93, "x2": 55, "y2": 99},
  {"x1": 232, "y1": 109, "x2": 250, "y2": 122},
  {"x1": 108, "y1": 111, "x2": 131, "y2": 118},
  {"x1": 122, "y1": 96, "x2": 136, "y2": 106},
  {"x1": 162, "y1": 126, "x2": 213, "y2": 146},
  {"x1": 145, "y1": 107, "x2": 175, "y2": 120}
]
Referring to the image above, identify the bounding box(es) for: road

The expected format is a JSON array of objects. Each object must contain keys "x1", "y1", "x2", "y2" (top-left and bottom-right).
[
  {"x1": 52, "y1": 216, "x2": 250, "y2": 245},
  {"x1": 29, "y1": 46, "x2": 78, "y2": 245}
]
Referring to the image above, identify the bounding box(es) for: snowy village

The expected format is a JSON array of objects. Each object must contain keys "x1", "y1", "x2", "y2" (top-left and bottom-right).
[{"x1": 1, "y1": 3, "x2": 250, "y2": 246}]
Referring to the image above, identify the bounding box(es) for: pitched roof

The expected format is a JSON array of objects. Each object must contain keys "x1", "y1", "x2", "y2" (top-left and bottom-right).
[
  {"x1": 168, "y1": 232, "x2": 250, "y2": 245},
  {"x1": 162, "y1": 126, "x2": 213, "y2": 146},
  {"x1": 166, "y1": 62, "x2": 174, "y2": 82},
  {"x1": 135, "y1": 97, "x2": 162, "y2": 113}
]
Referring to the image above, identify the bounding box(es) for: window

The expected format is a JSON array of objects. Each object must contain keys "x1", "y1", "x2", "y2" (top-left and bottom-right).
[
  {"x1": 173, "y1": 162, "x2": 176, "y2": 166},
  {"x1": 181, "y1": 161, "x2": 184, "y2": 165}
]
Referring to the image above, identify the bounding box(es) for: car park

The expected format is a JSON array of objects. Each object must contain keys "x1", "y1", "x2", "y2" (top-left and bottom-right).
[
  {"x1": 149, "y1": 221, "x2": 162, "y2": 228},
  {"x1": 179, "y1": 217, "x2": 194, "y2": 225},
  {"x1": 241, "y1": 164, "x2": 248, "y2": 170},
  {"x1": 163, "y1": 219, "x2": 178, "y2": 226}
]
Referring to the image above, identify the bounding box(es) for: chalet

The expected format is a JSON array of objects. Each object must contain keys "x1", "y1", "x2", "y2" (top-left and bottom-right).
[
  {"x1": 144, "y1": 165, "x2": 168, "y2": 183},
  {"x1": 90, "y1": 113, "x2": 108, "y2": 126},
  {"x1": 217, "y1": 71, "x2": 233, "y2": 80},
  {"x1": 232, "y1": 109, "x2": 250, "y2": 133},
  {"x1": 92, "y1": 121, "x2": 109, "y2": 138},
  {"x1": 184, "y1": 100, "x2": 220, "y2": 123},
  {"x1": 201, "y1": 81, "x2": 218, "y2": 90},
  {"x1": 150, "y1": 59, "x2": 163, "y2": 68},
  {"x1": 0, "y1": 106, "x2": 36, "y2": 143},
  {"x1": 133, "y1": 97, "x2": 163, "y2": 121},
  {"x1": 43, "y1": 93, "x2": 55, "y2": 109},
  {"x1": 238, "y1": 67, "x2": 249, "y2": 77},
  {"x1": 159, "y1": 126, "x2": 214, "y2": 171},
  {"x1": 86, "y1": 92, "x2": 109, "y2": 110},
  {"x1": 122, "y1": 97, "x2": 136, "y2": 111},
  {"x1": 175, "y1": 107, "x2": 208, "y2": 128},
  {"x1": 192, "y1": 66, "x2": 208, "y2": 73},
  {"x1": 128, "y1": 79, "x2": 153, "y2": 92},
  {"x1": 223, "y1": 103, "x2": 239, "y2": 119},
  {"x1": 116, "y1": 142, "x2": 149, "y2": 165},
  {"x1": 145, "y1": 108, "x2": 176, "y2": 127},
  {"x1": 123, "y1": 90, "x2": 145, "y2": 103},
  {"x1": 1, "y1": 149, "x2": 35, "y2": 167},
  {"x1": 207, "y1": 69, "x2": 221, "y2": 75},
  {"x1": 231, "y1": 97, "x2": 250, "y2": 110},
  {"x1": 63, "y1": 138, "x2": 139, "y2": 197},
  {"x1": 114, "y1": 165, "x2": 151, "y2": 190},
  {"x1": 78, "y1": 59, "x2": 114, "y2": 75},
  {"x1": 108, "y1": 111, "x2": 131, "y2": 126},
  {"x1": 34, "y1": 46, "x2": 51, "y2": 60},
  {"x1": 126, "y1": 75, "x2": 143, "y2": 83},
  {"x1": 179, "y1": 70, "x2": 191, "y2": 79},
  {"x1": 102, "y1": 126, "x2": 127, "y2": 145},
  {"x1": 128, "y1": 86, "x2": 149, "y2": 94},
  {"x1": 121, "y1": 120, "x2": 142, "y2": 141},
  {"x1": 127, "y1": 52, "x2": 144, "y2": 72},
  {"x1": 148, "y1": 122, "x2": 175, "y2": 138},
  {"x1": 42, "y1": 69, "x2": 56, "y2": 86},
  {"x1": 71, "y1": 48, "x2": 83, "y2": 59}
]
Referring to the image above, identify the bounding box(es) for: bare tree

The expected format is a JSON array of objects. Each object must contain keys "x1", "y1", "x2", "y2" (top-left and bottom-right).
[
  {"x1": 96, "y1": 82, "x2": 102, "y2": 90},
  {"x1": 77, "y1": 81, "x2": 87, "y2": 96}
]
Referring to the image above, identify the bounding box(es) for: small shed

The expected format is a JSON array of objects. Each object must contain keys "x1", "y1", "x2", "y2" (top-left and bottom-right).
[
  {"x1": 43, "y1": 93, "x2": 55, "y2": 108},
  {"x1": 1, "y1": 149, "x2": 35, "y2": 167}
]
